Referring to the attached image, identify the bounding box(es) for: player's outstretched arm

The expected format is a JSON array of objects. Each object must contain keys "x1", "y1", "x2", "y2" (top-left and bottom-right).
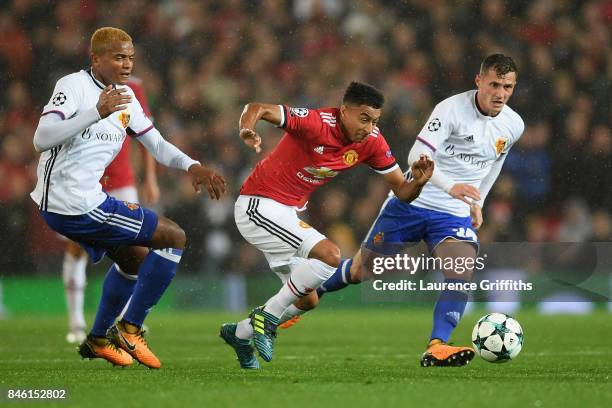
[
  {"x1": 136, "y1": 128, "x2": 226, "y2": 200},
  {"x1": 383, "y1": 156, "x2": 434, "y2": 202},
  {"x1": 238, "y1": 103, "x2": 283, "y2": 153}
]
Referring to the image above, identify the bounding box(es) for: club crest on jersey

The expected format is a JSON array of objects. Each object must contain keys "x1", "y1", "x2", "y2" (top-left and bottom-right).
[
  {"x1": 298, "y1": 220, "x2": 312, "y2": 229},
  {"x1": 118, "y1": 111, "x2": 130, "y2": 128},
  {"x1": 289, "y1": 107, "x2": 309, "y2": 117},
  {"x1": 314, "y1": 146, "x2": 324, "y2": 155},
  {"x1": 373, "y1": 231, "x2": 384, "y2": 245},
  {"x1": 494, "y1": 136, "x2": 508, "y2": 156},
  {"x1": 124, "y1": 201, "x2": 140, "y2": 211},
  {"x1": 342, "y1": 150, "x2": 359, "y2": 166},
  {"x1": 304, "y1": 166, "x2": 339, "y2": 179}
]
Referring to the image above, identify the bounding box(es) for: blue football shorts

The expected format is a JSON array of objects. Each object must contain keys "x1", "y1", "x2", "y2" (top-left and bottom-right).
[
  {"x1": 363, "y1": 196, "x2": 479, "y2": 254},
  {"x1": 41, "y1": 195, "x2": 158, "y2": 263}
]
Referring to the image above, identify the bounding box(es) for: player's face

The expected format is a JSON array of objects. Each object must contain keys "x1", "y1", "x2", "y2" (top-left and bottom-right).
[
  {"x1": 340, "y1": 104, "x2": 382, "y2": 143},
  {"x1": 91, "y1": 41, "x2": 135, "y2": 86},
  {"x1": 475, "y1": 68, "x2": 517, "y2": 116}
]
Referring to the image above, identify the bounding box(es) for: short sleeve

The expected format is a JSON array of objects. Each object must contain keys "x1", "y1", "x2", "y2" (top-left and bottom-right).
[
  {"x1": 415, "y1": 99, "x2": 454, "y2": 153},
  {"x1": 279, "y1": 105, "x2": 323, "y2": 140},
  {"x1": 367, "y1": 133, "x2": 399, "y2": 174},
  {"x1": 125, "y1": 87, "x2": 154, "y2": 137},
  {"x1": 41, "y1": 76, "x2": 81, "y2": 120}
]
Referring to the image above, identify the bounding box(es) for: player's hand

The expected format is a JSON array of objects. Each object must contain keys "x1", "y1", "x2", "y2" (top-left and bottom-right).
[
  {"x1": 410, "y1": 154, "x2": 434, "y2": 186},
  {"x1": 470, "y1": 203, "x2": 483, "y2": 230},
  {"x1": 449, "y1": 183, "x2": 481, "y2": 205},
  {"x1": 96, "y1": 85, "x2": 132, "y2": 118},
  {"x1": 141, "y1": 177, "x2": 160, "y2": 205},
  {"x1": 188, "y1": 164, "x2": 227, "y2": 200},
  {"x1": 240, "y1": 128, "x2": 262, "y2": 153}
]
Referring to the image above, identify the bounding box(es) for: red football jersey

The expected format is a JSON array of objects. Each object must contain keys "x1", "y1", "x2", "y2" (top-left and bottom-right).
[
  {"x1": 240, "y1": 106, "x2": 399, "y2": 207},
  {"x1": 101, "y1": 77, "x2": 152, "y2": 191}
]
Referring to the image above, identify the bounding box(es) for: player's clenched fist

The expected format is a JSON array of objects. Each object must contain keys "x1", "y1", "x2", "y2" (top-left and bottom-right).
[
  {"x1": 240, "y1": 128, "x2": 262, "y2": 153},
  {"x1": 188, "y1": 164, "x2": 227, "y2": 200},
  {"x1": 411, "y1": 154, "x2": 434, "y2": 185},
  {"x1": 96, "y1": 85, "x2": 132, "y2": 118}
]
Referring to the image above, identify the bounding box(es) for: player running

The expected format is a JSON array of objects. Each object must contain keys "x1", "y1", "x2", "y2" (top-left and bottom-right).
[
  {"x1": 31, "y1": 27, "x2": 226, "y2": 368},
  {"x1": 63, "y1": 76, "x2": 159, "y2": 344},
  {"x1": 283, "y1": 54, "x2": 525, "y2": 367},
  {"x1": 220, "y1": 81, "x2": 434, "y2": 369}
]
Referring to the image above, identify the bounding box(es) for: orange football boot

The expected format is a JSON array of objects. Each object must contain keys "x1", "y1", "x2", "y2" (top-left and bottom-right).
[
  {"x1": 108, "y1": 322, "x2": 161, "y2": 369},
  {"x1": 420, "y1": 339, "x2": 475, "y2": 367},
  {"x1": 279, "y1": 315, "x2": 302, "y2": 329},
  {"x1": 78, "y1": 336, "x2": 133, "y2": 367}
]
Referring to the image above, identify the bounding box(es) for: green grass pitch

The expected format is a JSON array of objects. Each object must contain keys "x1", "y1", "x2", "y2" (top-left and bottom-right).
[{"x1": 1, "y1": 309, "x2": 611, "y2": 407}]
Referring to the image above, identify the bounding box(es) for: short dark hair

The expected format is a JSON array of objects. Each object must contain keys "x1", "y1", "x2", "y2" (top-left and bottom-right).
[
  {"x1": 480, "y1": 54, "x2": 518, "y2": 78},
  {"x1": 343, "y1": 81, "x2": 385, "y2": 109}
]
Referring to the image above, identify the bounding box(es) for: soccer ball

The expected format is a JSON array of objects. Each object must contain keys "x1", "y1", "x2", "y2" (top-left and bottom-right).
[{"x1": 471, "y1": 313, "x2": 523, "y2": 363}]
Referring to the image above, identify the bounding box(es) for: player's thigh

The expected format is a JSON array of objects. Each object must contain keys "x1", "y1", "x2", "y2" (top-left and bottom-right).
[
  {"x1": 234, "y1": 195, "x2": 326, "y2": 269},
  {"x1": 362, "y1": 198, "x2": 427, "y2": 262},
  {"x1": 41, "y1": 196, "x2": 158, "y2": 264},
  {"x1": 424, "y1": 210, "x2": 479, "y2": 252},
  {"x1": 426, "y1": 211, "x2": 479, "y2": 280},
  {"x1": 148, "y1": 216, "x2": 186, "y2": 250},
  {"x1": 433, "y1": 238, "x2": 477, "y2": 281}
]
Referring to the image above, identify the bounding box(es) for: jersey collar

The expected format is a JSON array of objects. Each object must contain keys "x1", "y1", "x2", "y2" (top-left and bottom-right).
[
  {"x1": 473, "y1": 91, "x2": 497, "y2": 120},
  {"x1": 86, "y1": 68, "x2": 105, "y2": 90}
]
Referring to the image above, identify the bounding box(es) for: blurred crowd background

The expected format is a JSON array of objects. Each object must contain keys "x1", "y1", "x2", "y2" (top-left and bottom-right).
[{"x1": 0, "y1": 0, "x2": 610, "y2": 277}]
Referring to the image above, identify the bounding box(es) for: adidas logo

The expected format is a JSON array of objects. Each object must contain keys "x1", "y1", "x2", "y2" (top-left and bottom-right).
[
  {"x1": 464, "y1": 135, "x2": 474, "y2": 143},
  {"x1": 314, "y1": 146, "x2": 324, "y2": 154},
  {"x1": 319, "y1": 112, "x2": 336, "y2": 127}
]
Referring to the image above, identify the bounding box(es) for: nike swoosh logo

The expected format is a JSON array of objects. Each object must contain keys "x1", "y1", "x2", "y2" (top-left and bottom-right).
[{"x1": 118, "y1": 331, "x2": 136, "y2": 351}]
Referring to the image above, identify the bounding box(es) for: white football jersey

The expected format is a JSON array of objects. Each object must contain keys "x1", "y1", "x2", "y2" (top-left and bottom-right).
[
  {"x1": 410, "y1": 90, "x2": 524, "y2": 217},
  {"x1": 31, "y1": 69, "x2": 153, "y2": 215}
]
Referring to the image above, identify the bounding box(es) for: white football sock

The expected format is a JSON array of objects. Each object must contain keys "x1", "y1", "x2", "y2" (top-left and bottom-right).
[
  {"x1": 62, "y1": 252, "x2": 87, "y2": 331},
  {"x1": 279, "y1": 304, "x2": 306, "y2": 324},
  {"x1": 235, "y1": 318, "x2": 253, "y2": 340},
  {"x1": 263, "y1": 258, "x2": 336, "y2": 319}
]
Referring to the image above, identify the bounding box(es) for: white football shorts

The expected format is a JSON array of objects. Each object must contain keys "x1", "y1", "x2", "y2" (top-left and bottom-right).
[{"x1": 234, "y1": 195, "x2": 326, "y2": 269}]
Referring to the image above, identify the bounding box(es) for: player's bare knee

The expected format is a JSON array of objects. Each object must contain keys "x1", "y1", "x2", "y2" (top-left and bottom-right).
[
  {"x1": 309, "y1": 239, "x2": 341, "y2": 267},
  {"x1": 171, "y1": 226, "x2": 187, "y2": 250},
  {"x1": 154, "y1": 217, "x2": 187, "y2": 249}
]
